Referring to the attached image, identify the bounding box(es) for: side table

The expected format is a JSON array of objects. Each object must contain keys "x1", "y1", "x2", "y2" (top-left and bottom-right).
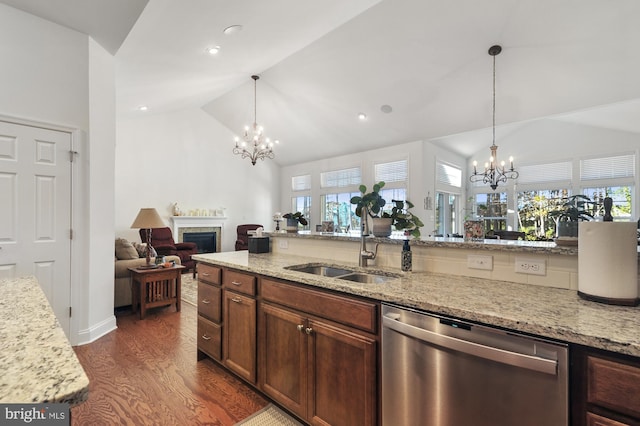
[{"x1": 128, "y1": 265, "x2": 185, "y2": 319}]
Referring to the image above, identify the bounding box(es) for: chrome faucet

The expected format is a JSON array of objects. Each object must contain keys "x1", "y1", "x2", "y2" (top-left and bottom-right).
[{"x1": 359, "y1": 207, "x2": 378, "y2": 267}]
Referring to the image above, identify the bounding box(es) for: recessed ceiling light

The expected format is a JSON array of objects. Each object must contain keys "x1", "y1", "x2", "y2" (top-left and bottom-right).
[
  {"x1": 206, "y1": 45, "x2": 221, "y2": 55},
  {"x1": 358, "y1": 113, "x2": 368, "y2": 121},
  {"x1": 380, "y1": 104, "x2": 393, "y2": 113},
  {"x1": 138, "y1": 105, "x2": 148, "y2": 111},
  {"x1": 223, "y1": 25, "x2": 243, "y2": 35}
]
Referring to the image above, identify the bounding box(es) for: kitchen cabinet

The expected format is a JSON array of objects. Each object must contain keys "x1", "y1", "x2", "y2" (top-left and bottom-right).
[
  {"x1": 223, "y1": 269, "x2": 257, "y2": 384},
  {"x1": 197, "y1": 263, "x2": 222, "y2": 361},
  {"x1": 259, "y1": 278, "x2": 378, "y2": 426},
  {"x1": 572, "y1": 345, "x2": 640, "y2": 426}
]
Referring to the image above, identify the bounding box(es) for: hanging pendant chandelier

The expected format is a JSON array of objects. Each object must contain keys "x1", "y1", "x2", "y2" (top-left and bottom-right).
[
  {"x1": 469, "y1": 45, "x2": 518, "y2": 190},
  {"x1": 233, "y1": 75, "x2": 279, "y2": 165}
]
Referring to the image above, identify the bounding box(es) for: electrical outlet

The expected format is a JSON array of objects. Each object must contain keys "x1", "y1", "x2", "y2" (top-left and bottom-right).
[
  {"x1": 515, "y1": 257, "x2": 546, "y2": 275},
  {"x1": 278, "y1": 239, "x2": 288, "y2": 249},
  {"x1": 467, "y1": 255, "x2": 493, "y2": 270}
]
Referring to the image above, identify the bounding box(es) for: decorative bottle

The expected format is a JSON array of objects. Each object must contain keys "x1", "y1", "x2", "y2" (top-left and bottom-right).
[{"x1": 401, "y1": 239, "x2": 412, "y2": 272}]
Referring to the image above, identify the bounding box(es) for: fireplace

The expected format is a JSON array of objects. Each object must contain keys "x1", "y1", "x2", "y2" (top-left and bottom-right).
[
  {"x1": 183, "y1": 231, "x2": 216, "y2": 253},
  {"x1": 170, "y1": 216, "x2": 225, "y2": 253}
]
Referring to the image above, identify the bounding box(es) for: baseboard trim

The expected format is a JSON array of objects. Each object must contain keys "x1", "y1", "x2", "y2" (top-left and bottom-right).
[{"x1": 75, "y1": 315, "x2": 117, "y2": 346}]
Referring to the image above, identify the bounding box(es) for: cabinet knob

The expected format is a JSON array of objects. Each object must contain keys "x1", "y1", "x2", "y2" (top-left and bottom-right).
[
  {"x1": 201, "y1": 334, "x2": 211, "y2": 341},
  {"x1": 297, "y1": 324, "x2": 304, "y2": 332},
  {"x1": 305, "y1": 327, "x2": 313, "y2": 335}
]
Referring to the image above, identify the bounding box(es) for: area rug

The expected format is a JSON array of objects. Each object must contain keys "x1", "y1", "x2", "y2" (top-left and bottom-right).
[
  {"x1": 181, "y1": 273, "x2": 197, "y2": 306},
  {"x1": 234, "y1": 404, "x2": 303, "y2": 426}
]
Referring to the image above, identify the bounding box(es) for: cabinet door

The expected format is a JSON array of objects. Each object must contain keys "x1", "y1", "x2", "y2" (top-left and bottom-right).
[
  {"x1": 223, "y1": 290, "x2": 256, "y2": 383},
  {"x1": 307, "y1": 318, "x2": 377, "y2": 426},
  {"x1": 259, "y1": 303, "x2": 307, "y2": 419}
]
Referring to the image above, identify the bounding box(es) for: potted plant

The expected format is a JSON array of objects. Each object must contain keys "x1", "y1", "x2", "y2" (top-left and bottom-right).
[
  {"x1": 283, "y1": 212, "x2": 308, "y2": 233},
  {"x1": 390, "y1": 199, "x2": 424, "y2": 238},
  {"x1": 549, "y1": 194, "x2": 595, "y2": 238},
  {"x1": 350, "y1": 182, "x2": 393, "y2": 236}
]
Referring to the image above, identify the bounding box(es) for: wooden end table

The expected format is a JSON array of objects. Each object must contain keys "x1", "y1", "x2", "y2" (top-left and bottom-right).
[{"x1": 128, "y1": 265, "x2": 185, "y2": 319}]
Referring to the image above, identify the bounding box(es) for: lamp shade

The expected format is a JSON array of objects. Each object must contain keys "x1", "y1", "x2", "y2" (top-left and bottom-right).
[{"x1": 130, "y1": 208, "x2": 165, "y2": 229}]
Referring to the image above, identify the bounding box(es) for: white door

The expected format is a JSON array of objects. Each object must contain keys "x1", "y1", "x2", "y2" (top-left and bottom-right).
[{"x1": 0, "y1": 120, "x2": 72, "y2": 335}]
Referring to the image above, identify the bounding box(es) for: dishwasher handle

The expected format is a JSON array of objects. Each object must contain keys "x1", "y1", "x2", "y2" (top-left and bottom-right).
[{"x1": 383, "y1": 314, "x2": 558, "y2": 376}]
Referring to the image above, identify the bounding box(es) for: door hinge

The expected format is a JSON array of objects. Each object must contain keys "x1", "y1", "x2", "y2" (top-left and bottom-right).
[
  {"x1": 70, "y1": 229, "x2": 74, "y2": 239},
  {"x1": 69, "y1": 150, "x2": 78, "y2": 163},
  {"x1": 69, "y1": 306, "x2": 72, "y2": 317}
]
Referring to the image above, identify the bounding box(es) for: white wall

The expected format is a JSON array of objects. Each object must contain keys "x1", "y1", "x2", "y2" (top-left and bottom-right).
[
  {"x1": 115, "y1": 108, "x2": 279, "y2": 252},
  {"x1": 0, "y1": 4, "x2": 117, "y2": 345}
]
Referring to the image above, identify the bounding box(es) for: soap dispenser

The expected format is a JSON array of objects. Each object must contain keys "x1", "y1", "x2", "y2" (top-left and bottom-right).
[{"x1": 401, "y1": 239, "x2": 412, "y2": 272}]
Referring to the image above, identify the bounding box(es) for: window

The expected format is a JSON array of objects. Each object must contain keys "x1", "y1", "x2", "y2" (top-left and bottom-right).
[
  {"x1": 291, "y1": 174, "x2": 311, "y2": 191},
  {"x1": 583, "y1": 186, "x2": 633, "y2": 220},
  {"x1": 320, "y1": 167, "x2": 361, "y2": 188},
  {"x1": 321, "y1": 192, "x2": 360, "y2": 232},
  {"x1": 436, "y1": 162, "x2": 462, "y2": 188},
  {"x1": 375, "y1": 159, "x2": 407, "y2": 183},
  {"x1": 581, "y1": 154, "x2": 635, "y2": 181},
  {"x1": 435, "y1": 192, "x2": 459, "y2": 236},
  {"x1": 291, "y1": 196, "x2": 311, "y2": 230},
  {"x1": 517, "y1": 189, "x2": 569, "y2": 239},
  {"x1": 475, "y1": 192, "x2": 507, "y2": 233}
]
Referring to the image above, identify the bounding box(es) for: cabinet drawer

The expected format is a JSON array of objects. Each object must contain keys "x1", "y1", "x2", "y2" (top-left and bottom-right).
[
  {"x1": 198, "y1": 316, "x2": 222, "y2": 361},
  {"x1": 588, "y1": 356, "x2": 640, "y2": 419},
  {"x1": 198, "y1": 282, "x2": 221, "y2": 322},
  {"x1": 586, "y1": 412, "x2": 629, "y2": 426},
  {"x1": 223, "y1": 269, "x2": 256, "y2": 296},
  {"x1": 198, "y1": 263, "x2": 222, "y2": 285},
  {"x1": 261, "y1": 278, "x2": 378, "y2": 333}
]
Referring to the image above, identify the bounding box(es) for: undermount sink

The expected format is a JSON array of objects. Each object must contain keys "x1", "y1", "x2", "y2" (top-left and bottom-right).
[
  {"x1": 337, "y1": 272, "x2": 398, "y2": 284},
  {"x1": 285, "y1": 264, "x2": 356, "y2": 277},
  {"x1": 285, "y1": 263, "x2": 400, "y2": 284}
]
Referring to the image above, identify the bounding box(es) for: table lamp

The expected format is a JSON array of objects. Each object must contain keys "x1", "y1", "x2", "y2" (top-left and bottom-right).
[{"x1": 131, "y1": 208, "x2": 166, "y2": 268}]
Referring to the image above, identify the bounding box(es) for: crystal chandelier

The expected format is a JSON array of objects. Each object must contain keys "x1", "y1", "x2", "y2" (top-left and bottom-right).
[
  {"x1": 470, "y1": 45, "x2": 518, "y2": 190},
  {"x1": 233, "y1": 75, "x2": 278, "y2": 165}
]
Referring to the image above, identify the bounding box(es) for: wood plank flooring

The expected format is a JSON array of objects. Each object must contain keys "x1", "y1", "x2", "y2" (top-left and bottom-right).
[{"x1": 71, "y1": 302, "x2": 268, "y2": 425}]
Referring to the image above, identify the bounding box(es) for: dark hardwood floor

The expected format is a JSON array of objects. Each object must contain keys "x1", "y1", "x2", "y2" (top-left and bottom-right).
[{"x1": 71, "y1": 302, "x2": 268, "y2": 425}]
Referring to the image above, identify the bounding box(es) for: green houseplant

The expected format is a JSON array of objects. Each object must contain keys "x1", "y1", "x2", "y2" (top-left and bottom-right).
[
  {"x1": 549, "y1": 194, "x2": 595, "y2": 238},
  {"x1": 350, "y1": 182, "x2": 392, "y2": 236},
  {"x1": 283, "y1": 212, "x2": 308, "y2": 233},
  {"x1": 389, "y1": 199, "x2": 424, "y2": 238}
]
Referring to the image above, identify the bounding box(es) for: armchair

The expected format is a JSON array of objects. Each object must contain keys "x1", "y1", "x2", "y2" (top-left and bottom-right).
[
  {"x1": 235, "y1": 224, "x2": 263, "y2": 251},
  {"x1": 140, "y1": 227, "x2": 197, "y2": 276}
]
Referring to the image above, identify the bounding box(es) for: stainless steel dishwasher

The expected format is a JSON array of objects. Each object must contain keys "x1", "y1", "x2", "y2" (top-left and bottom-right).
[{"x1": 382, "y1": 303, "x2": 568, "y2": 426}]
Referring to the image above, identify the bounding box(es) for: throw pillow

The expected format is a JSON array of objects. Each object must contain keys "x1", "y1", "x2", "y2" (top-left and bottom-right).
[
  {"x1": 115, "y1": 238, "x2": 139, "y2": 260},
  {"x1": 133, "y1": 242, "x2": 158, "y2": 258}
]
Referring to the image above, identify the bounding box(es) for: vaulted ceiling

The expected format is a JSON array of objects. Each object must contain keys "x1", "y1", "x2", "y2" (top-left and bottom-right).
[{"x1": 4, "y1": 0, "x2": 640, "y2": 166}]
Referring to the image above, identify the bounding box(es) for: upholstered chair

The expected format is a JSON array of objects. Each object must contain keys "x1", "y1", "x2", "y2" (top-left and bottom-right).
[
  {"x1": 139, "y1": 227, "x2": 197, "y2": 275},
  {"x1": 235, "y1": 224, "x2": 263, "y2": 251}
]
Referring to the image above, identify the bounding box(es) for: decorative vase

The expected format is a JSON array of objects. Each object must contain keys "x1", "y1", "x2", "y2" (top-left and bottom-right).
[
  {"x1": 285, "y1": 218, "x2": 299, "y2": 233},
  {"x1": 371, "y1": 217, "x2": 393, "y2": 237}
]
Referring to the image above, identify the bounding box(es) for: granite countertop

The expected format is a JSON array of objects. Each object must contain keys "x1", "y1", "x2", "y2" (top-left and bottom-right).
[
  {"x1": 0, "y1": 276, "x2": 89, "y2": 405},
  {"x1": 194, "y1": 251, "x2": 640, "y2": 357}
]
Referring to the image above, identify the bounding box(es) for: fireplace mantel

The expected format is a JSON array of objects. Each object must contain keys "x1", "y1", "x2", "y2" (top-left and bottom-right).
[{"x1": 170, "y1": 216, "x2": 226, "y2": 252}]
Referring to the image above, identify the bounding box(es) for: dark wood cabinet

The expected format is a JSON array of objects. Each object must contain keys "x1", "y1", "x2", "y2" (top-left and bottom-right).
[
  {"x1": 259, "y1": 278, "x2": 378, "y2": 426},
  {"x1": 223, "y1": 289, "x2": 257, "y2": 383},
  {"x1": 197, "y1": 263, "x2": 223, "y2": 361},
  {"x1": 572, "y1": 345, "x2": 640, "y2": 426}
]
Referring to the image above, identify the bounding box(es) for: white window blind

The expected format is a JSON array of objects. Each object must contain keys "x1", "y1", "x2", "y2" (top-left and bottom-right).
[
  {"x1": 581, "y1": 154, "x2": 636, "y2": 181},
  {"x1": 320, "y1": 167, "x2": 361, "y2": 188},
  {"x1": 517, "y1": 161, "x2": 572, "y2": 185},
  {"x1": 436, "y1": 162, "x2": 462, "y2": 188},
  {"x1": 375, "y1": 160, "x2": 407, "y2": 183},
  {"x1": 291, "y1": 174, "x2": 311, "y2": 191}
]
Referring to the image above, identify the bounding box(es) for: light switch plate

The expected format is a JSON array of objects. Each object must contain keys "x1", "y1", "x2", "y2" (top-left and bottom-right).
[{"x1": 467, "y1": 255, "x2": 493, "y2": 270}]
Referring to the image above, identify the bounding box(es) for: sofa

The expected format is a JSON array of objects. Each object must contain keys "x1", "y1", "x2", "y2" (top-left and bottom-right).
[{"x1": 114, "y1": 238, "x2": 181, "y2": 308}]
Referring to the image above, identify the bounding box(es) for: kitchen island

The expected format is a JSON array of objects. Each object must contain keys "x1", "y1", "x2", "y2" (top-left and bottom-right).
[
  {"x1": 194, "y1": 250, "x2": 639, "y2": 357},
  {"x1": 0, "y1": 276, "x2": 89, "y2": 405}
]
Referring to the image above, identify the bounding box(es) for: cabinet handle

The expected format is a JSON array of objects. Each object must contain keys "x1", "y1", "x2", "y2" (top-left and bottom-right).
[
  {"x1": 305, "y1": 327, "x2": 313, "y2": 335},
  {"x1": 297, "y1": 324, "x2": 304, "y2": 332},
  {"x1": 231, "y1": 281, "x2": 242, "y2": 286},
  {"x1": 202, "y1": 334, "x2": 211, "y2": 341},
  {"x1": 201, "y1": 299, "x2": 210, "y2": 304},
  {"x1": 202, "y1": 272, "x2": 210, "y2": 276},
  {"x1": 231, "y1": 297, "x2": 241, "y2": 303}
]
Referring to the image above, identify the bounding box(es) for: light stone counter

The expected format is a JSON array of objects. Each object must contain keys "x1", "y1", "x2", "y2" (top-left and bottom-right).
[
  {"x1": 194, "y1": 251, "x2": 640, "y2": 358},
  {"x1": 0, "y1": 276, "x2": 89, "y2": 405}
]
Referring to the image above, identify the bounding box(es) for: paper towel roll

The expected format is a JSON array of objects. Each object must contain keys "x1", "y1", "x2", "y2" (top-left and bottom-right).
[{"x1": 578, "y1": 222, "x2": 638, "y2": 305}]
